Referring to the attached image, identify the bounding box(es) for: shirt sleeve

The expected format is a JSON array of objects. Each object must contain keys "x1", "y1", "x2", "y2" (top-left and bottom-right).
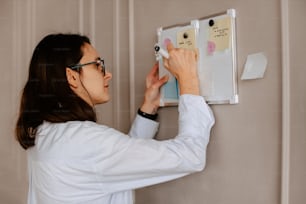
[
  {"x1": 128, "y1": 115, "x2": 159, "y2": 139},
  {"x1": 92, "y1": 94, "x2": 215, "y2": 194}
]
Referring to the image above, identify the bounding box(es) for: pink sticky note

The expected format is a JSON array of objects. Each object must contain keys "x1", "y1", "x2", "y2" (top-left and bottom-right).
[
  {"x1": 164, "y1": 38, "x2": 172, "y2": 47},
  {"x1": 207, "y1": 41, "x2": 216, "y2": 55}
]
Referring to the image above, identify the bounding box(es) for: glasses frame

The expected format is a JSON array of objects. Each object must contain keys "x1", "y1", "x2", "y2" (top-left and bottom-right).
[{"x1": 68, "y1": 58, "x2": 106, "y2": 76}]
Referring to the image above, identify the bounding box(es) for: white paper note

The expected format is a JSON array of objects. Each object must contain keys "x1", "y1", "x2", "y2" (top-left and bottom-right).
[{"x1": 241, "y1": 52, "x2": 267, "y2": 80}]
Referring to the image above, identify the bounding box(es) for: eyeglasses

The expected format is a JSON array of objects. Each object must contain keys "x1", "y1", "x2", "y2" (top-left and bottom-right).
[{"x1": 68, "y1": 57, "x2": 106, "y2": 76}]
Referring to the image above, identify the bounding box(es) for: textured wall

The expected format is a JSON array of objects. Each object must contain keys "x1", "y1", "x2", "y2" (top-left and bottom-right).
[
  {"x1": 0, "y1": 0, "x2": 304, "y2": 204},
  {"x1": 132, "y1": 0, "x2": 282, "y2": 204},
  {"x1": 289, "y1": 0, "x2": 306, "y2": 203}
]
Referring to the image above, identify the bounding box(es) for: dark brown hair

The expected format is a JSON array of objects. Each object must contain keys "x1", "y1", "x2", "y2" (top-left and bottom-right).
[{"x1": 15, "y1": 34, "x2": 97, "y2": 149}]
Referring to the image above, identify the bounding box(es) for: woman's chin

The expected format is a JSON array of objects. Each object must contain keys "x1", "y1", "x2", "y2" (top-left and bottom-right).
[{"x1": 95, "y1": 96, "x2": 111, "y2": 105}]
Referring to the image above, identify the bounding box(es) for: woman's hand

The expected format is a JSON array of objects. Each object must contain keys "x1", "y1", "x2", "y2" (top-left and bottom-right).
[
  {"x1": 140, "y1": 63, "x2": 169, "y2": 114},
  {"x1": 163, "y1": 42, "x2": 200, "y2": 95}
]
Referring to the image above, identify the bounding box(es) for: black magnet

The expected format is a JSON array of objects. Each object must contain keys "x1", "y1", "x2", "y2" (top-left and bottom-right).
[
  {"x1": 209, "y1": 19, "x2": 214, "y2": 27},
  {"x1": 154, "y1": 45, "x2": 160, "y2": 52},
  {"x1": 183, "y1": 32, "x2": 188, "y2": 39}
]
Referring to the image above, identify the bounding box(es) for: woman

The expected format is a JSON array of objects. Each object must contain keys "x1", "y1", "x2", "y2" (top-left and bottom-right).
[{"x1": 15, "y1": 34, "x2": 214, "y2": 204}]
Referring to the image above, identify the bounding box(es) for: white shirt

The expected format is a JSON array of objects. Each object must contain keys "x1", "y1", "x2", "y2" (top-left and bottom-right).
[{"x1": 27, "y1": 94, "x2": 214, "y2": 204}]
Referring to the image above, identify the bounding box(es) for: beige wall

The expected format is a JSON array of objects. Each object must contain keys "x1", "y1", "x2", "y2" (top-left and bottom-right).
[
  {"x1": 289, "y1": 0, "x2": 306, "y2": 203},
  {"x1": 134, "y1": 0, "x2": 282, "y2": 203},
  {"x1": 0, "y1": 0, "x2": 304, "y2": 204}
]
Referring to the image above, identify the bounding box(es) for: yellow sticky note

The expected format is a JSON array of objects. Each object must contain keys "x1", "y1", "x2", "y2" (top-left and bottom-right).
[
  {"x1": 177, "y1": 28, "x2": 196, "y2": 49},
  {"x1": 209, "y1": 17, "x2": 231, "y2": 52}
]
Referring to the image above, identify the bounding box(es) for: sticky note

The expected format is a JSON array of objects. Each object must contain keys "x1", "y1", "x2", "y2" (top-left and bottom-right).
[
  {"x1": 207, "y1": 41, "x2": 216, "y2": 55},
  {"x1": 164, "y1": 38, "x2": 172, "y2": 47},
  {"x1": 177, "y1": 28, "x2": 196, "y2": 49},
  {"x1": 241, "y1": 53, "x2": 268, "y2": 80},
  {"x1": 208, "y1": 17, "x2": 231, "y2": 53}
]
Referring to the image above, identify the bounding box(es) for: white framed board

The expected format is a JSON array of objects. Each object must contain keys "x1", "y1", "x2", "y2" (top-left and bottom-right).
[{"x1": 156, "y1": 9, "x2": 238, "y2": 106}]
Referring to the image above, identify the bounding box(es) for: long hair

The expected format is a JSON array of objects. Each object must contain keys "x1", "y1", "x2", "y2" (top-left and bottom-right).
[{"x1": 16, "y1": 34, "x2": 97, "y2": 149}]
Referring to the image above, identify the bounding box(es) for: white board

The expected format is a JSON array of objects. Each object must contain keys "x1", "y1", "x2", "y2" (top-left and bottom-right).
[{"x1": 156, "y1": 9, "x2": 238, "y2": 106}]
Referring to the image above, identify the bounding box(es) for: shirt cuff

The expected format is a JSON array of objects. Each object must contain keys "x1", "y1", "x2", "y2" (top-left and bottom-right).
[{"x1": 128, "y1": 115, "x2": 159, "y2": 139}]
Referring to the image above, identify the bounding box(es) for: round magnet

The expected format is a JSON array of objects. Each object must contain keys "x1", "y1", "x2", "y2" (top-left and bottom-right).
[
  {"x1": 154, "y1": 45, "x2": 160, "y2": 52},
  {"x1": 183, "y1": 32, "x2": 188, "y2": 39},
  {"x1": 209, "y1": 19, "x2": 214, "y2": 27}
]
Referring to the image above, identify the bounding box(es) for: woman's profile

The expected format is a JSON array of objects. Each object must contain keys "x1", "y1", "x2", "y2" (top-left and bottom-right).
[{"x1": 15, "y1": 33, "x2": 214, "y2": 204}]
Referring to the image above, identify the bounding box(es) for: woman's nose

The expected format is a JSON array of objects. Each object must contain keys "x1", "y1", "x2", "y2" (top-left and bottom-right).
[{"x1": 104, "y1": 71, "x2": 112, "y2": 80}]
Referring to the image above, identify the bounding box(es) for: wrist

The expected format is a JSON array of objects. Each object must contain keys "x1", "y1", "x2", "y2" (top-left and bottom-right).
[
  {"x1": 178, "y1": 77, "x2": 200, "y2": 95},
  {"x1": 137, "y1": 108, "x2": 158, "y2": 120},
  {"x1": 140, "y1": 102, "x2": 158, "y2": 115}
]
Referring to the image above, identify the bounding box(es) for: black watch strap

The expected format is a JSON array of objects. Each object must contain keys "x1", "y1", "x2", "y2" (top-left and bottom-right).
[{"x1": 137, "y1": 108, "x2": 158, "y2": 120}]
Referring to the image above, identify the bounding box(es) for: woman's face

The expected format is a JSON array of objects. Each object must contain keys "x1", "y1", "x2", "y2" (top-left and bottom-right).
[{"x1": 78, "y1": 43, "x2": 112, "y2": 105}]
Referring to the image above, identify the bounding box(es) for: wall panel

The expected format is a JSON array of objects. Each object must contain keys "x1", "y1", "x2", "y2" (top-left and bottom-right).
[
  {"x1": 0, "y1": 0, "x2": 29, "y2": 203},
  {"x1": 131, "y1": 0, "x2": 282, "y2": 204},
  {"x1": 0, "y1": 0, "x2": 305, "y2": 203},
  {"x1": 289, "y1": 0, "x2": 306, "y2": 203}
]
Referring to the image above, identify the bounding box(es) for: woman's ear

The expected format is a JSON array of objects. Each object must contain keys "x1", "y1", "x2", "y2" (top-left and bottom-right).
[{"x1": 66, "y1": 68, "x2": 79, "y2": 88}]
